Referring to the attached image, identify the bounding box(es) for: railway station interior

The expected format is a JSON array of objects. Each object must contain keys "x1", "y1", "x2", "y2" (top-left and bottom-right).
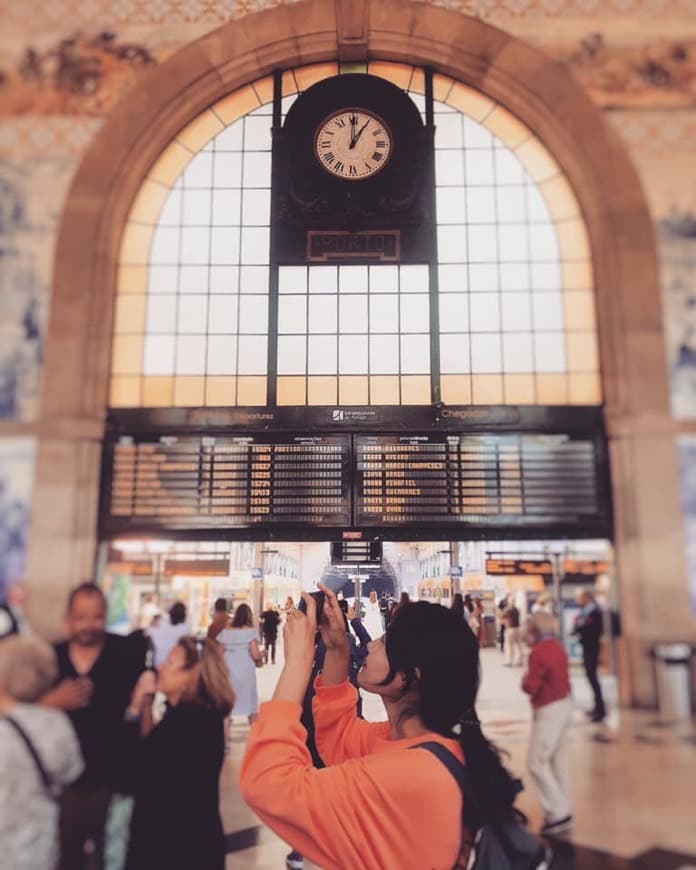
[{"x1": 1, "y1": 1, "x2": 696, "y2": 868}]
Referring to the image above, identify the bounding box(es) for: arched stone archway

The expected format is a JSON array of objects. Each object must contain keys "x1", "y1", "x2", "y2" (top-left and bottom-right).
[{"x1": 32, "y1": 0, "x2": 689, "y2": 705}]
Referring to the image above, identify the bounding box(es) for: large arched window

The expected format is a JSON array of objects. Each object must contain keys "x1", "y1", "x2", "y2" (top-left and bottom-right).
[{"x1": 111, "y1": 62, "x2": 599, "y2": 408}]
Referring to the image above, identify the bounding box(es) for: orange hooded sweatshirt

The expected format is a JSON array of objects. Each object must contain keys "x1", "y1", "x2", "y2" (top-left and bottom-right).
[{"x1": 240, "y1": 677, "x2": 466, "y2": 870}]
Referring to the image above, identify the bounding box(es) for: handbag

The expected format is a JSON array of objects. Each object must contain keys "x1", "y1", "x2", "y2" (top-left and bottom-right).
[
  {"x1": 5, "y1": 715, "x2": 62, "y2": 800},
  {"x1": 412, "y1": 742, "x2": 550, "y2": 870}
]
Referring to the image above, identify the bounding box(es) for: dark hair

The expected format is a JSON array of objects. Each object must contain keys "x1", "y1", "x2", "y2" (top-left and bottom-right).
[
  {"x1": 399, "y1": 591, "x2": 410, "y2": 605},
  {"x1": 213, "y1": 598, "x2": 229, "y2": 613},
  {"x1": 463, "y1": 594, "x2": 475, "y2": 614},
  {"x1": 451, "y1": 593, "x2": 465, "y2": 621},
  {"x1": 382, "y1": 602, "x2": 518, "y2": 826},
  {"x1": 169, "y1": 602, "x2": 187, "y2": 625},
  {"x1": 231, "y1": 603, "x2": 253, "y2": 628},
  {"x1": 67, "y1": 582, "x2": 106, "y2": 613}
]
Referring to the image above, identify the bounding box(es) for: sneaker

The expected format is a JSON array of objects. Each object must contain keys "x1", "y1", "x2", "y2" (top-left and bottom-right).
[
  {"x1": 541, "y1": 815, "x2": 573, "y2": 836},
  {"x1": 286, "y1": 851, "x2": 304, "y2": 869}
]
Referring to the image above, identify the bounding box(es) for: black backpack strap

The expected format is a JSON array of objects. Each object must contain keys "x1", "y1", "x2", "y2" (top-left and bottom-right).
[
  {"x1": 412, "y1": 741, "x2": 482, "y2": 818},
  {"x1": 4, "y1": 715, "x2": 54, "y2": 794}
]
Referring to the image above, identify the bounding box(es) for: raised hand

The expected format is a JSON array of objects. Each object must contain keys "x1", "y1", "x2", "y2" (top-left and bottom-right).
[{"x1": 317, "y1": 584, "x2": 349, "y2": 652}]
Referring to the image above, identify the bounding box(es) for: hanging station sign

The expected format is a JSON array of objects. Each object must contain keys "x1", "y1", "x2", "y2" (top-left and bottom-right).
[{"x1": 485, "y1": 559, "x2": 554, "y2": 576}]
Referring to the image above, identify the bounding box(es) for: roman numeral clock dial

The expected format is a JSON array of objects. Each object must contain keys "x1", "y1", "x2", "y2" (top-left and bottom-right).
[{"x1": 314, "y1": 109, "x2": 392, "y2": 180}]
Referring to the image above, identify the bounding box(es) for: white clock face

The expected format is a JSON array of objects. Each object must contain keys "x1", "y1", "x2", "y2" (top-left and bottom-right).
[{"x1": 314, "y1": 109, "x2": 392, "y2": 180}]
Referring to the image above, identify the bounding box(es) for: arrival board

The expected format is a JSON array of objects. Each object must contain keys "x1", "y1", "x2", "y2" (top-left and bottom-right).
[
  {"x1": 105, "y1": 434, "x2": 351, "y2": 532},
  {"x1": 355, "y1": 434, "x2": 602, "y2": 528}
]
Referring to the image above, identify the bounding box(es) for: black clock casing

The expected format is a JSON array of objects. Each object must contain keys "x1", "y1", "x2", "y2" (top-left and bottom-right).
[{"x1": 272, "y1": 73, "x2": 434, "y2": 264}]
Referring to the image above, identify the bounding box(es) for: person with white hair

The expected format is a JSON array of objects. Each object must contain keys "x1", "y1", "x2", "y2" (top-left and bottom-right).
[{"x1": 0, "y1": 634, "x2": 84, "y2": 869}]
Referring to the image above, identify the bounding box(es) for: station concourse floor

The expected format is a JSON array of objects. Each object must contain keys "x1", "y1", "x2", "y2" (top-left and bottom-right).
[{"x1": 220, "y1": 643, "x2": 696, "y2": 869}]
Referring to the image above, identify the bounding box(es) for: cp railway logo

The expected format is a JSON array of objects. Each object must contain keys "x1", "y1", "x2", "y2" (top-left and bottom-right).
[{"x1": 332, "y1": 409, "x2": 345, "y2": 422}]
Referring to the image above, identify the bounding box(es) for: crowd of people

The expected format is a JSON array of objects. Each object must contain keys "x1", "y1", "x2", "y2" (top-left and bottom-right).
[{"x1": 0, "y1": 579, "x2": 608, "y2": 870}]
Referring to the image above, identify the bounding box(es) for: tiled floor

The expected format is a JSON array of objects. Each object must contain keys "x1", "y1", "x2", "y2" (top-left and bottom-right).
[{"x1": 221, "y1": 644, "x2": 696, "y2": 869}]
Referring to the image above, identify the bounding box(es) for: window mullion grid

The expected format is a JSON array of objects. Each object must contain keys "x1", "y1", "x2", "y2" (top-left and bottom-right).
[
  {"x1": 462, "y1": 114, "x2": 473, "y2": 400},
  {"x1": 522, "y1": 174, "x2": 537, "y2": 402}
]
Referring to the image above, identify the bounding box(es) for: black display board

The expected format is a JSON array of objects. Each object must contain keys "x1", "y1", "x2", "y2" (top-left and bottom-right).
[
  {"x1": 330, "y1": 541, "x2": 383, "y2": 565},
  {"x1": 100, "y1": 424, "x2": 611, "y2": 541}
]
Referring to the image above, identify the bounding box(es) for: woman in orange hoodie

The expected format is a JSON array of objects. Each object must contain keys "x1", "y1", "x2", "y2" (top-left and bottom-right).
[{"x1": 240, "y1": 586, "x2": 520, "y2": 870}]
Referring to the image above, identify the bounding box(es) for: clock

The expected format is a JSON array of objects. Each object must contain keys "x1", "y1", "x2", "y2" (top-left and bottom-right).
[{"x1": 314, "y1": 109, "x2": 392, "y2": 180}]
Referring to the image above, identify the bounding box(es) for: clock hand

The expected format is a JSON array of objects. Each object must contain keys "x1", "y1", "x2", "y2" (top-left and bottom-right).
[{"x1": 349, "y1": 118, "x2": 370, "y2": 149}]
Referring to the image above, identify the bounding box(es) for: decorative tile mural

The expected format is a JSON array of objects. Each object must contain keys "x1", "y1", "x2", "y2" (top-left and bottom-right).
[
  {"x1": 677, "y1": 436, "x2": 696, "y2": 613},
  {"x1": 0, "y1": 438, "x2": 35, "y2": 602}
]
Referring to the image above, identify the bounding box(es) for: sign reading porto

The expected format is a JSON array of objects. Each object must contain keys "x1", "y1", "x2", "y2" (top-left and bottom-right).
[{"x1": 307, "y1": 230, "x2": 400, "y2": 262}]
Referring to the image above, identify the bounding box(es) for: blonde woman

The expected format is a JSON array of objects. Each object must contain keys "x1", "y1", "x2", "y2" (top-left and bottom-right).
[
  {"x1": 0, "y1": 635, "x2": 83, "y2": 870},
  {"x1": 123, "y1": 637, "x2": 235, "y2": 870}
]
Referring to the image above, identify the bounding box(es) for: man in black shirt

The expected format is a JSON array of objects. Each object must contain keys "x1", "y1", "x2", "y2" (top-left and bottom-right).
[
  {"x1": 42, "y1": 582, "x2": 144, "y2": 870},
  {"x1": 260, "y1": 603, "x2": 281, "y2": 665}
]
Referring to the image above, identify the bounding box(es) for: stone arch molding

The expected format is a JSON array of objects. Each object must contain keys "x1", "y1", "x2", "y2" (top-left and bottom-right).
[{"x1": 37, "y1": 0, "x2": 691, "y2": 705}]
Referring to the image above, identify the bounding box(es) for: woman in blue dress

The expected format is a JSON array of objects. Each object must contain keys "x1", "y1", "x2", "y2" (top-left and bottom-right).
[{"x1": 217, "y1": 604, "x2": 263, "y2": 723}]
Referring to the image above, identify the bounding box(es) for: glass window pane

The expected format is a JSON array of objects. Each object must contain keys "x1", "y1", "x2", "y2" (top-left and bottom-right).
[
  {"x1": 279, "y1": 266, "x2": 307, "y2": 293},
  {"x1": 436, "y1": 187, "x2": 467, "y2": 224},
  {"x1": 470, "y1": 294, "x2": 500, "y2": 332},
  {"x1": 208, "y1": 295, "x2": 238, "y2": 334},
  {"x1": 241, "y1": 189, "x2": 270, "y2": 225},
  {"x1": 400, "y1": 294, "x2": 429, "y2": 332},
  {"x1": 339, "y1": 265, "x2": 368, "y2": 293},
  {"x1": 339, "y1": 295, "x2": 368, "y2": 332},
  {"x1": 467, "y1": 226, "x2": 497, "y2": 262},
  {"x1": 500, "y1": 263, "x2": 530, "y2": 292},
  {"x1": 211, "y1": 227, "x2": 240, "y2": 264},
  {"x1": 471, "y1": 334, "x2": 502, "y2": 373},
  {"x1": 150, "y1": 227, "x2": 179, "y2": 265},
  {"x1": 369, "y1": 265, "x2": 398, "y2": 292},
  {"x1": 239, "y1": 265, "x2": 269, "y2": 293},
  {"x1": 440, "y1": 333, "x2": 470, "y2": 373},
  {"x1": 438, "y1": 264, "x2": 468, "y2": 292},
  {"x1": 210, "y1": 266, "x2": 239, "y2": 294},
  {"x1": 149, "y1": 265, "x2": 178, "y2": 294},
  {"x1": 438, "y1": 293, "x2": 469, "y2": 332},
  {"x1": 496, "y1": 187, "x2": 525, "y2": 222},
  {"x1": 176, "y1": 335, "x2": 206, "y2": 374},
  {"x1": 240, "y1": 226, "x2": 270, "y2": 264},
  {"x1": 177, "y1": 296, "x2": 208, "y2": 333},
  {"x1": 400, "y1": 265, "x2": 429, "y2": 292},
  {"x1": 238, "y1": 294, "x2": 268, "y2": 333},
  {"x1": 463, "y1": 117, "x2": 493, "y2": 149},
  {"x1": 437, "y1": 226, "x2": 466, "y2": 264},
  {"x1": 144, "y1": 334, "x2": 175, "y2": 375},
  {"x1": 213, "y1": 152, "x2": 242, "y2": 188},
  {"x1": 309, "y1": 295, "x2": 337, "y2": 333},
  {"x1": 242, "y1": 152, "x2": 272, "y2": 187},
  {"x1": 180, "y1": 265, "x2": 209, "y2": 294},
  {"x1": 435, "y1": 150, "x2": 464, "y2": 186},
  {"x1": 308, "y1": 335, "x2": 337, "y2": 375},
  {"x1": 309, "y1": 266, "x2": 337, "y2": 293},
  {"x1": 369, "y1": 295, "x2": 399, "y2": 333},
  {"x1": 469, "y1": 263, "x2": 499, "y2": 293},
  {"x1": 182, "y1": 189, "x2": 211, "y2": 225},
  {"x1": 526, "y1": 184, "x2": 551, "y2": 222},
  {"x1": 533, "y1": 333, "x2": 566, "y2": 373},
  {"x1": 180, "y1": 227, "x2": 210, "y2": 264},
  {"x1": 212, "y1": 189, "x2": 241, "y2": 225},
  {"x1": 434, "y1": 114, "x2": 463, "y2": 149},
  {"x1": 466, "y1": 187, "x2": 496, "y2": 223},
  {"x1": 237, "y1": 335, "x2": 267, "y2": 374},
  {"x1": 278, "y1": 296, "x2": 307, "y2": 334},
  {"x1": 500, "y1": 295, "x2": 532, "y2": 331},
  {"x1": 277, "y1": 335, "x2": 307, "y2": 375},
  {"x1": 243, "y1": 115, "x2": 272, "y2": 151},
  {"x1": 147, "y1": 295, "x2": 177, "y2": 333},
  {"x1": 464, "y1": 149, "x2": 495, "y2": 185},
  {"x1": 158, "y1": 189, "x2": 181, "y2": 226},
  {"x1": 497, "y1": 225, "x2": 528, "y2": 262},
  {"x1": 207, "y1": 335, "x2": 238, "y2": 375},
  {"x1": 400, "y1": 335, "x2": 430, "y2": 374},
  {"x1": 531, "y1": 262, "x2": 561, "y2": 292},
  {"x1": 494, "y1": 149, "x2": 526, "y2": 185},
  {"x1": 339, "y1": 335, "x2": 368, "y2": 374},
  {"x1": 532, "y1": 292, "x2": 564, "y2": 331},
  {"x1": 184, "y1": 152, "x2": 213, "y2": 187},
  {"x1": 502, "y1": 332, "x2": 534, "y2": 373},
  {"x1": 529, "y1": 224, "x2": 559, "y2": 261},
  {"x1": 214, "y1": 119, "x2": 243, "y2": 151},
  {"x1": 370, "y1": 335, "x2": 399, "y2": 374}
]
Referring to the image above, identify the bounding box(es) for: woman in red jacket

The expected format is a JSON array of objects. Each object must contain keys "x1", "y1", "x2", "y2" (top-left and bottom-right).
[{"x1": 241, "y1": 586, "x2": 521, "y2": 870}]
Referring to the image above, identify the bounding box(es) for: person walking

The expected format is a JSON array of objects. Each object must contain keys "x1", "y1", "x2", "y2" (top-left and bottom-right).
[
  {"x1": 122, "y1": 637, "x2": 235, "y2": 869},
  {"x1": 207, "y1": 598, "x2": 231, "y2": 640},
  {"x1": 361, "y1": 589, "x2": 384, "y2": 639},
  {"x1": 149, "y1": 601, "x2": 190, "y2": 669},
  {"x1": 42, "y1": 583, "x2": 145, "y2": 870},
  {"x1": 573, "y1": 591, "x2": 606, "y2": 722},
  {"x1": 503, "y1": 602, "x2": 523, "y2": 666},
  {"x1": 241, "y1": 587, "x2": 525, "y2": 870},
  {"x1": 522, "y1": 612, "x2": 573, "y2": 836},
  {"x1": 259, "y1": 603, "x2": 280, "y2": 665},
  {"x1": 217, "y1": 604, "x2": 263, "y2": 724}
]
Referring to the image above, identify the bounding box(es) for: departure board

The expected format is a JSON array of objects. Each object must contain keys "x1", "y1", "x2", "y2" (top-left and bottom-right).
[
  {"x1": 355, "y1": 434, "x2": 603, "y2": 528},
  {"x1": 105, "y1": 434, "x2": 351, "y2": 532}
]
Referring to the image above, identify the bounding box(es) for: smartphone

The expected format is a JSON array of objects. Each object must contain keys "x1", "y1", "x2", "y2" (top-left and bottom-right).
[{"x1": 298, "y1": 590, "x2": 325, "y2": 625}]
